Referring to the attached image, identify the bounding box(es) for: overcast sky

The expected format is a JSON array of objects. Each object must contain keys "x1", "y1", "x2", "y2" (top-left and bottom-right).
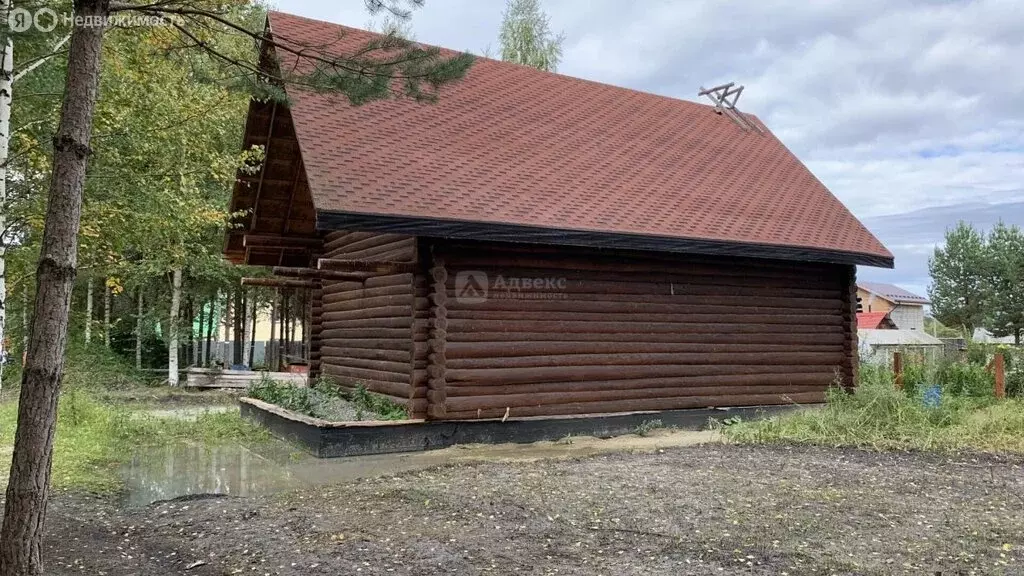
[{"x1": 277, "y1": 0, "x2": 1024, "y2": 298}]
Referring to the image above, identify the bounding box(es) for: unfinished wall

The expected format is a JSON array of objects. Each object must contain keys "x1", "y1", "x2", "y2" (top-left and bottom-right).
[{"x1": 422, "y1": 241, "x2": 855, "y2": 420}]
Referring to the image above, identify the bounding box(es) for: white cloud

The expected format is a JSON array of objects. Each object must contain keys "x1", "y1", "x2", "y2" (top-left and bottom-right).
[{"x1": 275, "y1": 0, "x2": 1024, "y2": 289}]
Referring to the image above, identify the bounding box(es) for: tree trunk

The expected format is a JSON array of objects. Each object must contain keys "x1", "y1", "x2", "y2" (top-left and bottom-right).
[
  {"x1": 196, "y1": 299, "x2": 205, "y2": 366},
  {"x1": 0, "y1": 3, "x2": 108, "y2": 573},
  {"x1": 204, "y1": 296, "x2": 215, "y2": 366},
  {"x1": 241, "y1": 291, "x2": 251, "y2": 367},
  {"x1": 268, "y1": 294, "x2": 277, "y2": 370},
  {"x1": 185, "y1": 297, "x2": 194, "y2": 367},
  {"x1": 281, "y1": 291, "x2": 290, "y2": 368},
  {"x1": 248, "y1": 298, "x2": 257, "y2": 368},
  {"x1": 20, "y1": 290, "x2": 27, "y2": 355},
  {"x1": 135, "y1": 287, "x2": 143, "y2": 370},
  {"x1": 103, "y1": 280, "x2": 110, "y2": 347},
  {"x1": 0, "y1": 15, "x2": 11, "y2": 392},
  {"x1": 168, "y1": 268, "x2": 181, "y2": 386},
  {"x1": 221, "y1": 292, "x2": 231, "y2": 368},
  {"x1": 232, "y1": 288, "x2": 243, "y2": 365},
  {"x1": 84, "y1": 277, "x2": 93, "y2": 344}
]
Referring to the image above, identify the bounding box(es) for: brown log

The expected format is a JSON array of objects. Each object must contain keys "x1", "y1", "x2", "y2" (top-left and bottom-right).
[
  {"x1": 321, "y1": 317, "x2": 412, "y2": 330},
  {"x1": 326, "y1": 234, "x2": 413, "y2": 261},
  {"x1": 444, "y1": 298, "x2": 840, "y2": 316},
  {"x1": 426, "y1": 253, "x2": 448, "y2": 418},
  {"x1": 445, "y1": 319, "x2": 843, "y2": 335},
  {"x1": 320, "y1": 327, "x2": 411, "y2": 340},
  {"x1": 272, "y1": 266, "x2": 372, "y2": 281},
  {"x1": 444, "y1": 341, "x2": 841, "y2": 359},
  {"x1": 840, "y1": 265, "x2": 858, "y2": 390},
  {"x1": 320, "y1": 281, "x2": 367, "y2": 296},
  {"x1": 440, "y1": 241, "x2": 840, "y2": 274},
  {"x1": 445, "y1": 363, "x2": 840, "y2": 385},
  {"x1": 322, "y1": 231, "x2": 376, "y2": 255},
  {"x1": 320, "y1": 363, "x2": 410, "y2": 384},
  {"x1": 443, "y1": 310, "x2": 842, "y2": 325},
  {"x1": 320, "y1": 293, "x2": 414, "y2": 311},
  {"x1": 446, "y1": 276, "x2": 840, "y2": 301},
  {"x1": 445, "y1": 289, "x2": 842, "y2": 310},
  {"x1": 446, "y1": 373, "x2": 835, "y2": 395},
  {"x1": 441, "y1": 256, "x2": 839, "y2": 285},
  {"x1": 243, "y1": 234, "x2": 321, "y2": 248},
  {"x1": 445, "y1": 385, "x2": 826, "y2": 412},
  {"x1": 445, "y1": 352, "x2": 844, "y2": 370},
  {"x1": 320, "y1": 304, "x2": 413, "y2": 321},
  {"x1": 319, "y1": 355, "x2": 410, "y2": 375},
  {"x1": 318, "y1": 257, "x2": 417, "y2": 274},
  {"x1": 441, "y1": 391, "x2": 826, "y2": 420},
  {"x1": 322, "y1": 284, "x2": 412, "y2": 305},
  {"x1": 321, "y1": 346, "x2": 410, "y2": 363},
  {"x1": 445, "y1": 331, "x2": 846, "y2": 345},
  {"x1": 241, "y1": 277, "x2": 316, "y2": 289},
  {"x1": 365, "y1": 273, "x2": 414, "y2": 289}
]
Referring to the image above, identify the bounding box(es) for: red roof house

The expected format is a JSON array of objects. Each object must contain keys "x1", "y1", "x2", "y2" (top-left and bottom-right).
[
  {"x1": 225, "y1": 12, "x2": 892, "y2": 420},
  {"x1": 857, "y1": 312, "x2": 897, "y2": 330}
]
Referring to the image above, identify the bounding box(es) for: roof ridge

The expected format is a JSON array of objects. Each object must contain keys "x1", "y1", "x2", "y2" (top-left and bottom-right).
[{"x1": 266, "y1": 11, "x2": 739, "y2": 120}]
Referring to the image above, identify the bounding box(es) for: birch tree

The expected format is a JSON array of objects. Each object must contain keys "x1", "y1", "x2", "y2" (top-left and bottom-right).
[
  {"x1": 498, "y1": 0, "x2": 564, "y2": 71},
  {"x1": 0, "y1": 2, "x2": 473, "y2": 572},
  {"x1": 0, "y1": 3, "x2": 72, "y2": 389}
]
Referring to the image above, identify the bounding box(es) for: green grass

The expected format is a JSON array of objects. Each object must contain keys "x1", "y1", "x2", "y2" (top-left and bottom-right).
[
  {"x1": 0, "y1": 340, "x2": 268, "y2": 493},
  {"x1": 725, "y1": 376, "x2": 1024, "y2": 454},
  {"x1": 0, "y1": 390, "x2": 268, "y2": 493}
]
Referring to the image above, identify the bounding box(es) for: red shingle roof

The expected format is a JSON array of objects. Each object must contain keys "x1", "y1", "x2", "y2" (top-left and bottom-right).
[
  {"x1": 857, "y1": 312, "x2": 895, "y2": 330},
  {"x1": 266, "y1": 11, "x2": 893, "y2": 267}
]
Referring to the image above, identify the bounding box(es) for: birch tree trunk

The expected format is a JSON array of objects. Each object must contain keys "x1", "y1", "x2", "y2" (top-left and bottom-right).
[
  {"x1": 242, "y1": 293, "x2": 252, "y2": 367},
  {"x1": 168, "y1": 268, "x2": 181, "y2": 386},
  {"x1": 0, "y1": 3, "x2": 109, "y2": 572},
  {"x1": 84, "y1": 278, "x2": 93, "y2": 344},
  {"x1": 135, "y1": 287, "x2": 143, "y2": 371},
  {"x1": 248, "y1": 298, "x2": 257, "y2": 368},
  {"x1": 0, "y1": 26, "x2": 12, "y2": 390},
  {"x1": 103, "y1": 280, "x2": 110, "y2": 347},
  {"x1": 221, "y1": 295, "x2": 231, "y2": 367},
  {"x1": 204, "y1": 295, "x2": 215, "y2": 366}
]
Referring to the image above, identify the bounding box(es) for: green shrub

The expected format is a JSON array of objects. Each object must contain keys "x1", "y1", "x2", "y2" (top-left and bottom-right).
[{"x1": 247, "y1": 375, "x2": 408, "y2": 421}]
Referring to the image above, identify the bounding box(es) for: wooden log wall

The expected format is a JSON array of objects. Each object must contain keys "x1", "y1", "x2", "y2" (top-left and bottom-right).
[
  {"x1": 424, "y1": 241, "x2": 855, "y2": 420},
  {"x1": 317, "y1": 231, "x2": 426, "y2": 416}
]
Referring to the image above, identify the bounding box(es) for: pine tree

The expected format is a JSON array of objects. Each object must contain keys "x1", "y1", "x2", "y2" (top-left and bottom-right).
[
  {"x1": 0, "y1": 2, "x2": 473, "y2": 573},
  {"x1": 928, "y1": 222, "x2": 987, "y2": 334},
  {"x1": 984, "y1": 222, "x2": 1024, "y2": 344}
]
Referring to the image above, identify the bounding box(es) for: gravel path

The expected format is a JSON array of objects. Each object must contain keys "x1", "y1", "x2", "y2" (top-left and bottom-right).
[{"x1": 31, "y1": 444, "x2": 1024, "y2": 575}]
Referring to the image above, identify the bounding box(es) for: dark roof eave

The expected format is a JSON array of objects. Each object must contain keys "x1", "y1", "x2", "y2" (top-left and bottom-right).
[{"x1": 317, "y1": 210, "x2": 895, "y2": 269}]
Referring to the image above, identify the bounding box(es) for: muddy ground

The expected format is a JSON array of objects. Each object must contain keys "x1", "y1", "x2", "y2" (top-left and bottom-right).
[{"x1": 28, "y1": 444, "x2": 1024, "y2": 575}]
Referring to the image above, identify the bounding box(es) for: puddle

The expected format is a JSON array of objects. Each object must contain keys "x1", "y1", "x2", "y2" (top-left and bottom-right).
[
  {"x1": 120, "y1": 442, "x2": 302, "y2": 507},
  {"x1": 120, "y1": 429, "x2": 719, "y2": 507}
]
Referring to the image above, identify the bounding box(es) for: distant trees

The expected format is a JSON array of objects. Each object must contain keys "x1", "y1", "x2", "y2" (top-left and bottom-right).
[
  {"x1": 0, "y1": 0, "x2": 473, "y2": 573},
  {"x1": 498, "y1": 0, "x2": 563, "y2": 71},
  {"x1": 929, "y1": 221, "x2": 1024, "y2": 343}
]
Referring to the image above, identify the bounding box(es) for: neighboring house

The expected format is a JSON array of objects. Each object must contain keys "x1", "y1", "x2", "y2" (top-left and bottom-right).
[
  {"x1": 857, "y1": 312, "x2": 897, "y2": 330},
  {"x1": 224, "y1": 12, "x2": 893, "y2": 419},
  {"x1": 858, "y1": 329, "x2": 945, "y2": 362},
  {"x1": 856, "y1": 282, "x2": 929, "y2": 331}
]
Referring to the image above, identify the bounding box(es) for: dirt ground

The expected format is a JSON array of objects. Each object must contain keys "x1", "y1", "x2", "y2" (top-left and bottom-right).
[{"x1": 27, "y1": 444, "x2": 1024, "y2": 575}]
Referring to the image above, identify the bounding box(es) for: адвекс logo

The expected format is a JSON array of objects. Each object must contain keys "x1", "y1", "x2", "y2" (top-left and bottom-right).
[{"x1": 455, "y1": 271, "x2": 488, "y2": 304}]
